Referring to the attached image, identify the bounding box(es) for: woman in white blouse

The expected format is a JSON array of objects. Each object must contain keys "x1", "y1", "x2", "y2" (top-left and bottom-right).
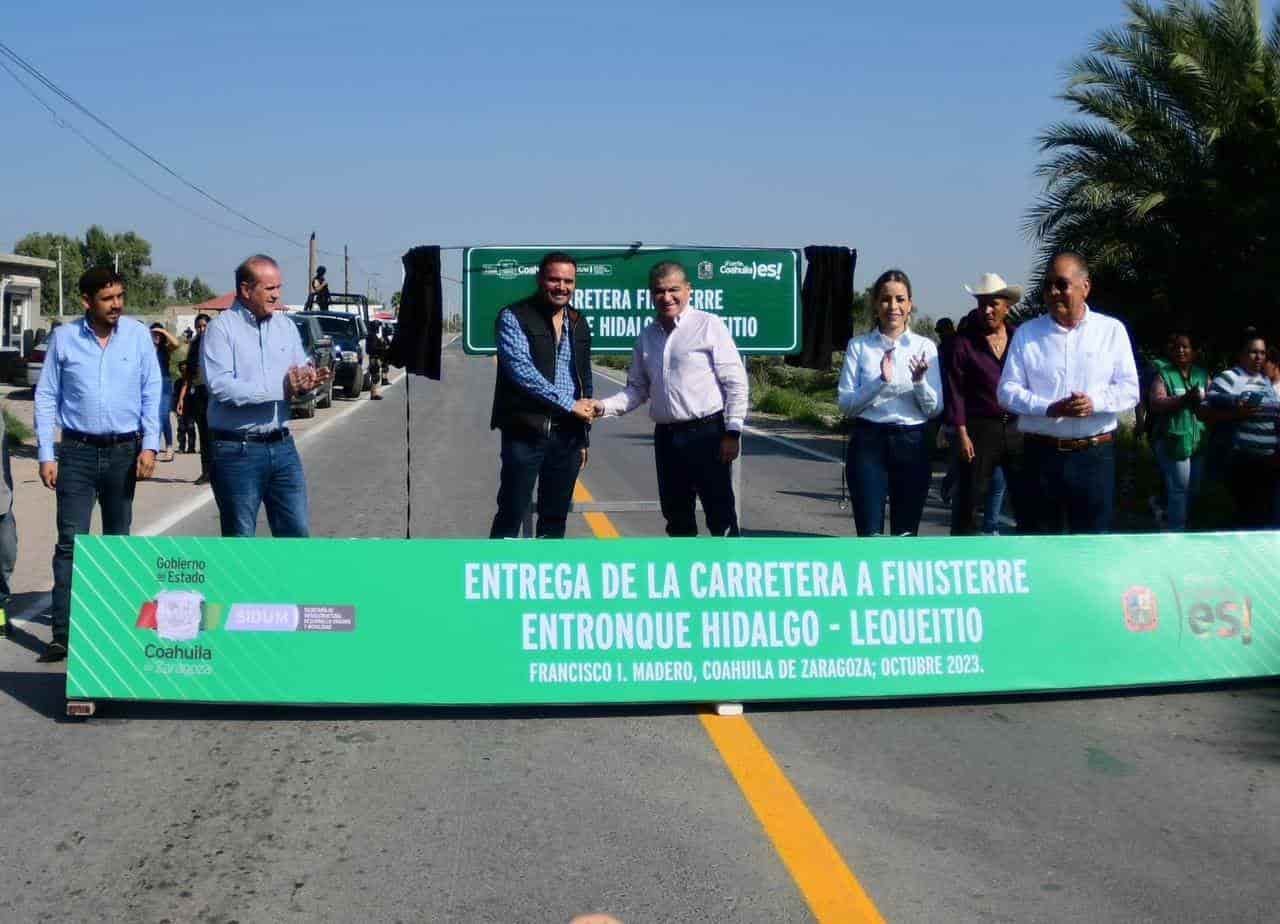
[{"x1": 837, "y1": 269, "x2": 943, "y2": 536}]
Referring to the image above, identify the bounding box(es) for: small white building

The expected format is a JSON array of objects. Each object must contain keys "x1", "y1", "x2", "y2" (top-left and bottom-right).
[{"x1": 0, "y1": 252, "x2": 54, "y2": 380}]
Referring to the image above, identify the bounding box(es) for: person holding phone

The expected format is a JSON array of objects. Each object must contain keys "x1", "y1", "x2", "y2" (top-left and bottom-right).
[{"x1": 1199, "y1": 328, "x2": 1279, "y2": 529}]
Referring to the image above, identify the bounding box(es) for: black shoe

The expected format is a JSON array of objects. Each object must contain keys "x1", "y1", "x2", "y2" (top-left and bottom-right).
[
  {"x1": 37, "y1": 640, "x2": 68, "y2": 663},
  {"x1": 194, "y1": 473, "x2": 211, "y2": 485},
  {"x1": 371, "y1": 394, "x2": 383, "y2": 401}
]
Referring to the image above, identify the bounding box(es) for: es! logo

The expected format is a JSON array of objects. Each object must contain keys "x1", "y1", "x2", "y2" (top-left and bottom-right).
[
  {"x1": 718, "y1": 260, "x2": 784, "y2": 281},
  {"x1": 1187, "y1": 598, "x2": 1254, "y2": 645},
  {"x1": 1122, "y1": 586, "x2": 1158, "y2": 632},
  {"x1": 1170, "y1": 577, "x2": 1255, "y2": 646}
]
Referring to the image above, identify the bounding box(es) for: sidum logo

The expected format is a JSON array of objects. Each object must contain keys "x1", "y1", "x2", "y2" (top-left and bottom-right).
[
  {"x1": 697, "y1": 261, "x2": 714, "y2": 281},
  {"x1": 718, "y1": 260, "x2": 784, "y2": 281}
]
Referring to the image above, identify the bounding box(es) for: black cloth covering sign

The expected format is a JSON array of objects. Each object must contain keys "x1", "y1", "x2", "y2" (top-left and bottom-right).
[
  {"x1": 788, "y1": 245, "x2": 857, "y2": 370},
  {"x1": 388, "y1": 245, "x2": 443, "y2": 380}
]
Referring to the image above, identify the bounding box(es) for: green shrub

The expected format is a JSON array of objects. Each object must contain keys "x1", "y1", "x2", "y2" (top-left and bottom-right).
[{"x1": 3, "y1": 407, "x2": 32, "y2": 443}]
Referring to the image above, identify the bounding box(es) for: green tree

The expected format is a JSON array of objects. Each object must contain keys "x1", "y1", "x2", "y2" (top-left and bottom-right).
[
  {"x1": 1025, "y1": 0, "x2": 1280, "y2": 355},
  {"x1": 14, "y1": 232, "x2": 84, "y2": 315},
  {"x1": 172, "y1": 277, "x2": 192, "y2": 303},
  {"x1": 80, "y1": 225, "x2": 168, "y2": 310},
  {"x1": 391, "y1": 291, "x2": 402, "y2": 311},
  {"x1": 188, "y1": 276, "x2": 216, "y2": 303}
]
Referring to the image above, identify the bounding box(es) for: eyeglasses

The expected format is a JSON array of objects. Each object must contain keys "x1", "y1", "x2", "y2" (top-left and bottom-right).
[{"x1": 1046, "y1": 277, "x2": 1074, "y2": 292}]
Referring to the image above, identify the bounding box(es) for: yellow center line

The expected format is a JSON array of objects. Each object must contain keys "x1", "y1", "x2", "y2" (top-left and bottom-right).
[
  {"x1": 573, "y1": 479, "x2": 620, "y2": 538},
  {"x1": 573, "y1": 476, "x2": 885, "y2": 923}
]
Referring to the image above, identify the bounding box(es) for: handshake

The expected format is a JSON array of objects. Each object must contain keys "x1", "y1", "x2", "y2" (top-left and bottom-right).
[{"x1": 571, "y1": 398, "x2": 607, "y2": 422}]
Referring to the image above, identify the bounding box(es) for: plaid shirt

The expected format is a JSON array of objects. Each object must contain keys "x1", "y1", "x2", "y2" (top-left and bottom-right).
[{"x1": 495, "y1": 310, "x2": 580, "y2": 412}]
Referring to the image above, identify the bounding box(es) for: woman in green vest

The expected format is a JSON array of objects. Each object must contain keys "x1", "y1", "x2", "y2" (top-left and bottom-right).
[{"x1": 1146, "y1": 331, "x2": 1208, "y2": 530}]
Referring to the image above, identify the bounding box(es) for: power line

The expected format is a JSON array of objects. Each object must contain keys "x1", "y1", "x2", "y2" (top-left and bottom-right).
[
  {"x1": 0, "y1": 57, "x2": 271, "y2": 240},
  {"x1": 0, "y1": 40, "x2": 307, "y2": 249}
]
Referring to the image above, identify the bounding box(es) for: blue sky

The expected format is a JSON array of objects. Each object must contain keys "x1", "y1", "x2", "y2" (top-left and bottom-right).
[{"x1": 3, "y1": 1, "x2": 1264, "y2": 320}]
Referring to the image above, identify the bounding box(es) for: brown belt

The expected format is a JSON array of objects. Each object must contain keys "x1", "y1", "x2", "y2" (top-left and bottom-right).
[{"x1": 1025, "y1": 431, "x2": 1114, "y2": 452}]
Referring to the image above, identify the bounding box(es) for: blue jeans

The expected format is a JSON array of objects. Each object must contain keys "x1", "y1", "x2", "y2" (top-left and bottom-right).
[
  {"x1": 51, "y1": 437, "x2": 139, "y2": 642},
  {"x1": 489, "y1": 427, "x2": 584, "y2": 539},
  {"x1": 654, "y1": 419, "x2": 739, "y2": 537},
  {"x1": 846, "y1": 420, "x2": 930, "y2": 536},
  {"x1": 982, "y1": 465, "x2": 1007, "y2": 534},
  {"x1": 159, "y1": 378, "x2": 174, "y2": 448},
  {"x1": 1021, "y1": 438, "x2": 1115, "y2": 534},
  {"x1": 210, "y1": 436, "x2": 310, "y2": 537},
  {"x1": 1154, "y1": 443, "x2": 1203, "y2": 531}
]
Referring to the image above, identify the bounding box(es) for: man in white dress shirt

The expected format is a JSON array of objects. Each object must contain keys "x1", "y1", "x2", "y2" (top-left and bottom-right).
[
  {"x1": 594, "y1": 261, "x2": 749, "y2": 537},
  {"x1": 997, "y1": 252, "x2": 1139, "y2": 533}
]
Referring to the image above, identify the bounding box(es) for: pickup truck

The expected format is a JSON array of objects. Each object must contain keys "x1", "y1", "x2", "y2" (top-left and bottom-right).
[
  {"x1": 295, "y1": 311, "x2": 367, "y2": 398},
  {"x1": 288, "y1": 314, "x2": 336, "y2": 418}
]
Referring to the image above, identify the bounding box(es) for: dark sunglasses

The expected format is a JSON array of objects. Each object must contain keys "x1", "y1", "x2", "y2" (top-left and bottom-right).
[{"x1": 1046, "y1": 276, "x2": 1074, "y2": 292}]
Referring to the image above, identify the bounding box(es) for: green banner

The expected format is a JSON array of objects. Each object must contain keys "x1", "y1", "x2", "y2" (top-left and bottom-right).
[
  {"x1": 462, "y1": 246, "x2": 800, "y2": 354},
  {"x1": 66, "y1": 534, "x2": 1280, "y2": 706}
]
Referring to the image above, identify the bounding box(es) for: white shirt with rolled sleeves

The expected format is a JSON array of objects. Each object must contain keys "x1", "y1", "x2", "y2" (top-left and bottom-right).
[
  {"x1": 836, "y1": 329, "x2": 942, "y2": 424},
  {"x1": 996, "y1": 306, "x2": 1139, "y2": 438},
  {"x1": 597, "y1": 308, "x2": 748, "y2": 430}
]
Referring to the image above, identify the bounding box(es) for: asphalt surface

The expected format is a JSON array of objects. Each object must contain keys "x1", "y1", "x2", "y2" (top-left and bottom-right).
[{"x1": 2, "y1": 339, "x2": 1278, "y2": 923}]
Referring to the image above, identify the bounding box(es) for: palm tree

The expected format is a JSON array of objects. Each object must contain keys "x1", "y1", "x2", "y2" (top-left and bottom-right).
[{"x1": 1025, "y1": 0, "x2": 1280, "y2": 355}]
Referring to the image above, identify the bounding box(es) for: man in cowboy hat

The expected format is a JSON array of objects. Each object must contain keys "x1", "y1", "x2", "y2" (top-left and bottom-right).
[
  {"x1": 946, "y1": 272, "x2": 1028, "y2": 534},
  {"x1": 998, "y1": 252, "x2": 1139, "y2": 533}
]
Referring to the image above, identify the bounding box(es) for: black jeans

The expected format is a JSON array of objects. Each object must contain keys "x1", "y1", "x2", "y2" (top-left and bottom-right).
[
  {"x1": 951, "y1": 416, "x2": 1027, "y2": 535},
  {"x1": 187, "y1": 386, "x2": 211, "y2": 475},
  {"x1": 1020, "y1": 437, "x2": 1115, "y2": 534},
  {"x1": 846, "y1": 419, "x2": 930, "y2": 536},
  {"x1": 654, "y1": 418, "x2": 739, "y2": 537},
  {"x1": 51, "y1": 437, "x2": 139, "y2": 643},
  {"x1": 490, "y1": 427, "x2": 584, "y2": 539}
]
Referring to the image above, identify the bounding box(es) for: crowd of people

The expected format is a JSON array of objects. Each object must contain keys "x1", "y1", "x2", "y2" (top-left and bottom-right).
[{"x1": 9, "y1": 248, "x2": 1276, "y2": 664}]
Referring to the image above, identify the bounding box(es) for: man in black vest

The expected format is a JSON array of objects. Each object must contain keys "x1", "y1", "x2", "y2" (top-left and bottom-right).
[{"x1": 489, "y1": 252, "x2": 596, "y2": 538}]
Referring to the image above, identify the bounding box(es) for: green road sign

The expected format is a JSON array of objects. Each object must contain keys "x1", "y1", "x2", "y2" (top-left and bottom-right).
[
  {"x1": 66, "y1": 533, "x2": 1280, "y2": 707},
  {"x1": 462, "y1": 246, "x2": 800, "y2": 355}
]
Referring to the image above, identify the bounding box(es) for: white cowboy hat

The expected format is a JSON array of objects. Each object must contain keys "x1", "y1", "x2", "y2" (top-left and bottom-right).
[{"x1": 964, "y1": 273, "x2": 1023, "y2": 303}]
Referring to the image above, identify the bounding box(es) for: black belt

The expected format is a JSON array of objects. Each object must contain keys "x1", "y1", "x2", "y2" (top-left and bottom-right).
[
  {"x1": 62, "y1": 429, "x2": 141, "y2": 446},
  {"x1": 656, "y1": 411, "x2": 724, "y2": 434},
  {"x1": 210, "y1": 428, "x2": 289, "y2": 443},
  {"x1": 1025, "y1": 431, "x2": 1114, "y2": 452}
]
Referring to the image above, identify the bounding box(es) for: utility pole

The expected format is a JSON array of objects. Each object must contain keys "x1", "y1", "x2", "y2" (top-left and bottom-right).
[
  {"x1": 368, "y1": 271, "x2": 382, "y2": 305},
  {"x1": 113, "y1": 252, "x2": 120, "y2": 272},
  {"x1": 308, "y1": 232, "x2": 317, "y2": 291},
  {"x1": 344, "y1": 245, "x2": 350, "y2": 295},
  {"x1": 56, "y1": 244, "x2": 64, "y2": 317}
]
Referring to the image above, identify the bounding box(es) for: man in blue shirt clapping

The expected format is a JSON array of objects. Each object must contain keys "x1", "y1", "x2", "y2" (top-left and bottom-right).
[{"x1": 202, "y1": 255, "x2": 331, "y2": 538}]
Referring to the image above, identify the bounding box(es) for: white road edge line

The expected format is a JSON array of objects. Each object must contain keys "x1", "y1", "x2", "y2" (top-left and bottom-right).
[
  {"x1": 592, "y1": 366, "x2": 844, "y2": 465},
  {"x1": 137, "y1": 333, "x2": 461, "y2": 538}
]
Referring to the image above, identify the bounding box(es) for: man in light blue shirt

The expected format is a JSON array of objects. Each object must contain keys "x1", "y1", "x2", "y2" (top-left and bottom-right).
[
  {"x1": 202, "y1": 254, "x2": 330, "y2": 538},
  {"x1": 33, "y1": 267, "x2": 161, "y2": 661}
]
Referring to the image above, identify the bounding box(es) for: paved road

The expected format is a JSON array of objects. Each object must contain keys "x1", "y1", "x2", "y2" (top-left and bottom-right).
[{"x1": 2, "y1": 339, "x2": 1277, "y2": 923}]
